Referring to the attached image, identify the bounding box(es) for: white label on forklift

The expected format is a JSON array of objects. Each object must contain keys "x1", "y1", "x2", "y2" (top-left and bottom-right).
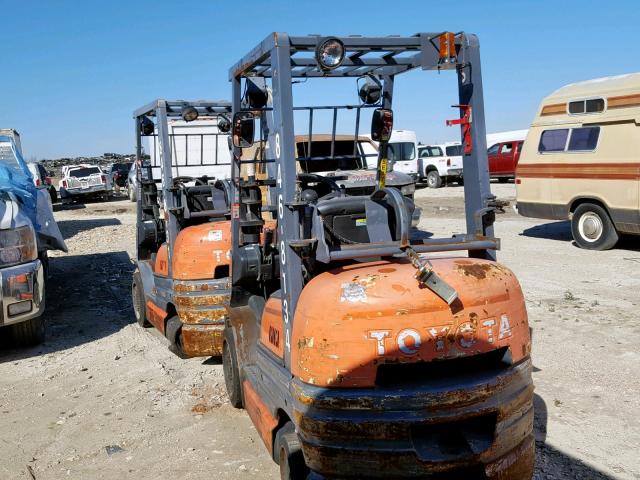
[
  {"x1": 208, "y1": 230, "x2": 223, "y2": 242},
  {"x1": 499, "y1": 314, "x2": 512, "y2": 339}
]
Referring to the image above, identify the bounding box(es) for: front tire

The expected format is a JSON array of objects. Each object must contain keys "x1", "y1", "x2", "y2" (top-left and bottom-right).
[
  {"x1": 571, "y1": 203, "x2": 619, "y2": 250},
  {"x1": 132, "y1": 270, "x2": 149, "y2": 327},
  {"x1": 10, "y1": 315, "x2": 45, "y2": 347},
  {"x1": 223, "y1": 329, "x2": 243, "y2": 408},
  {"x1": 274, "y1": 422, "x2": 309, "y2": 480},
  {"x1": 426, "y1": 170, "x2": 442, "y2": 189}
]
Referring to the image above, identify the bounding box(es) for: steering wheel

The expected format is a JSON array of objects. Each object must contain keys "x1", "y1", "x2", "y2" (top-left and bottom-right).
[
  {"x1": 297, "y1": 173, "x2": 344, "y2": 200},
  {"x1": 172, "y1": 176, "x2": 194, "y2": 187}
]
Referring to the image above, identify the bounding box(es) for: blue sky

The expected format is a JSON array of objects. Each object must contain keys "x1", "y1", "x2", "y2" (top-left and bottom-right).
[{"x1": 0, "y1": 0, "x2": 638, "y2": 159}]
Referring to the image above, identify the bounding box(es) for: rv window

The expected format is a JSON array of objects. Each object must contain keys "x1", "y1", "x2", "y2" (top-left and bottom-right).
[
  {"x1": 568, "y1": 98, "x2": 605, "y2": 115},
  {"x1": 487, "y1": 144, "x2": 500, "y2": 156},
  {"x1": 568, "y1": 127, "x2": 600, "y2": 151},
  {"x1": 539, "y1": 129, "x2": 569, "y2": 152},
  {"x1": 586, "y1": 98, "x2": 605, "y2": 113}
]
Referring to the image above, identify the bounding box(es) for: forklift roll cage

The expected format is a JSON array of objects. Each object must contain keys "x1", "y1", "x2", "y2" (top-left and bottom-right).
[
  {"x1": 230, "y1": 32, "x2": 496, "y2": 370},
  {"x1": 133, "y1": 99, "x2": 232, "y2": 268}
]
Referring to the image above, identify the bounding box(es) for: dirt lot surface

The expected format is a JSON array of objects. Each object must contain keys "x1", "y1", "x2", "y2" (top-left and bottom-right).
[{"x1": 1, "y1": 183, "x2": 639, "y2": 480}]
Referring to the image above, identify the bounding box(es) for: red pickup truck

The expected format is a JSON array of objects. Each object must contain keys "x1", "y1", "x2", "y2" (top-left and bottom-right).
[{"x1": 487, "y1": 140, "x2": 524, "y2": 182}]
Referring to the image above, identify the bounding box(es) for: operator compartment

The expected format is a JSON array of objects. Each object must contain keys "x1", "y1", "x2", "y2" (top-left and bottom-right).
[{"x1": 291, "y1": 257, "x2": 530, "y2": 388}]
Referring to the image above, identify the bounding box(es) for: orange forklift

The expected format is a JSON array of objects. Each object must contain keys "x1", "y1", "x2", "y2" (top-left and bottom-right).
[
  {"x1": 131, "y1": 100, "x2": 234, "y2": 357},
  {"x1": 223, "y1": 33, "x2": 534, "y2": 479}
]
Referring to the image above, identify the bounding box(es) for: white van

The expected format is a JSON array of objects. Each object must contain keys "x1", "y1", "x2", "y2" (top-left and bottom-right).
[
  {"x1": 516, "y1": 72, "x2": 640, "y2": 250},
  {"x1": 417, "y1": 142, "x2": 464, "y2": 188},
  {"x1": 387, "y1": 130, "x2": 419, "y2": 179}
]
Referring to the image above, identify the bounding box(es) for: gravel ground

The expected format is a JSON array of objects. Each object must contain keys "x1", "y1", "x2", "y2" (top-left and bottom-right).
[{"x1": 0, "y1": 184, "x2": 638, "y2": 479}]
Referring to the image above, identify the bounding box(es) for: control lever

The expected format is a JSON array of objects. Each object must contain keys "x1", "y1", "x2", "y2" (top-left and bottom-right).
[{"x1": 405, "y1": 247, "x2": 458, "y2": 305}]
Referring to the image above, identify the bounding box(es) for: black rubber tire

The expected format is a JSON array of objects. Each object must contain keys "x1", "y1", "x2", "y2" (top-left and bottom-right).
[
  {"x1": 456, "y1": 177, "x2": 464, "y2": 186},
  {"x1": 223, "y1": 329, "x2": 244, "y2": 408},
  {"x1": 128, "y1": 183, "x2": 136, "y2": 202},
  {"x1": 48, "y1": 187, "x2": 58, "y2": 204},
  {"x1": 10, "y1": 315, "x2": 45, "y2": 347},
  {"x1": 498, "y1": 177, "x2": 510, "y2": 183},
  {"x1": 426, "y1": 170, "x2": 442, "y2": 189},
  {"x1": 274, "y1": 422, "x2": 309, "y2": 480},
  {"x1": 132, "y1": 270, "x2": 150, "y2": 327},
  {"x1": 571, "y1": 203, "x2": 619, "y2": 250}
]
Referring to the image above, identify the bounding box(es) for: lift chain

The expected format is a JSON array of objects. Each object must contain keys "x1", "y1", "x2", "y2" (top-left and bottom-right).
[{"x1": 404, "y1": 246, "x2": 459, "y2": 306}]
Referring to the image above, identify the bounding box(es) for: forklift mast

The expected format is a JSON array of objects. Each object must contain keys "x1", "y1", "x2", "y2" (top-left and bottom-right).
[
  {"x1": 133, "y1": 100, "x2": 232, "y2": 264},
  {"x1": 229, "y1": 33, "x2": 495, "y2": 370}
]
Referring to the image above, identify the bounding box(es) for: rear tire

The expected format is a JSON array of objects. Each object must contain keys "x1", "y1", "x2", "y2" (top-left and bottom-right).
[
  {"x1": 48, "y1": 187, "x2": 58, "y2": 204},
  {"x1": 426, "y1": 170, "x2": 442, "y2": 189},
  {"x1": 10, "y1": 315, "x2": 45, "y2": 347},
  {"x1": 274, "y1": 422, "x2": 309, "y2": 480},
  {"x1": 456, "y1": 177, "x2": 464, "y2": 186},
  {"x1": 571, "y1": 203, "x2": 619, "y2": 250},
  {"x1": 132, "y1": 270, "x2": 150, "y2": 327},
  {"x1": 498, "y1": 177, "x2": 510, "y2": 183},
  {"x1": 223, "y1": 329, "x2": 243, "y2": 408}
]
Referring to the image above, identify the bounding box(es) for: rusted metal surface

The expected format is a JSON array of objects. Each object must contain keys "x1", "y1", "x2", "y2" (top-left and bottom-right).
[
  {"x1": 180, "y1": 324, "x2": 224, "y2": 357},
  {"x1": 173, "y1": 277, "x2": 231, "y2": 356},
  {"x1": 290, "y1": 359, "x2": 534, "y2": 479}
]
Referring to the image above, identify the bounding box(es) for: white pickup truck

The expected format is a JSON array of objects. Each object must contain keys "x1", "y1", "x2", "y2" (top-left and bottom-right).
[
  {"x1": 59, "y1": 164, "x2": 112, "y2": 203},
  {"x1": 417, "y1": 142, "x2": 464, "y2": 188}
]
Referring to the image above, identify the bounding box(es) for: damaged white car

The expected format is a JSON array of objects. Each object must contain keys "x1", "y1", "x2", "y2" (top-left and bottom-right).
[
  {"x1": 59, "y1": 164, "x2": 112, "y2": 204},
  {"x1": 0, "y1": 132, "x2": 67, "y2": 346}
]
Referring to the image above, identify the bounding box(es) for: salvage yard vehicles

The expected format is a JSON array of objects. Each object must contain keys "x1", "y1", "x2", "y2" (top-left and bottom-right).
[
  {"x1": 131, "y1": 100, "x2": 233, "y2": 358},
  {"x1": 59, "y1": 164, "x2": 112, "y2": 203},
  {"x1": 487, "y1": 139, "x2": 524, "y2": 182},
  {"x1": 418, "y1": 141, "x2": 464, "y2": 187},
  {"x1": 516, "y1": 72, "x2": 640, "y2": 250},
  {"x1": 0, "y1": 131, "x2": 67, "y2": 345},
  {"x1": 223, "y1": 32, "x2": 534, "y2": 479}
]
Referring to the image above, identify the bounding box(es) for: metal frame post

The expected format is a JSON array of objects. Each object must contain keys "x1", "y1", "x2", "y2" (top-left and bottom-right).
[
  {"x1": 269, "y1": 34, "x2": 301, "y2": 369},
  {"x1": 155, "y1": 101, "x2": 179, "y2": 274},
  {"x1": 457, "y1": 34, "x2": 494, "y2": 260}
]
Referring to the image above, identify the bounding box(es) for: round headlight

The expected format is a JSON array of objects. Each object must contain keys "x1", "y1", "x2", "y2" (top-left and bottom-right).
[
  {"x1": 217, "y1": 115, "x2": 231, "y2": 133},
  {"x1": 181, "y1": 106, "x2": 199, "y2": 122},
  {"x1": 315, "y1": 37, "x2": 345, "y2": 70}
]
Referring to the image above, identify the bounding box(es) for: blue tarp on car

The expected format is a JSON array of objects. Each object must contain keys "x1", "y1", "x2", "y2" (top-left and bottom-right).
[{"x1": 0, "y1": 135, "x2": 67, "y2": 252}]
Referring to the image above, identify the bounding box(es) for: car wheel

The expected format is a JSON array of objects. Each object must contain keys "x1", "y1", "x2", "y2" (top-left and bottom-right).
[
  {"x1": 274, "y1": 422, "x2": 309, "y2": 480},
  {"x1": 456, "y1": 177, "x2": 464, "y2": 186},
  {"x1": 10, "y1": 315, "x2": 45, "y2": 347},
  {"x1": 48, "y1": 187, "x2": 58, "y2": 204},
  {"x1": 498, "y1": 177, "x2": 510, "y2": 183},
  {"x1": 426, "y1": 170, "x2": 442, "y2": 189},
  {"x1": 223, "y1": 329, "x2": 244, "y2": 408},
  {"x1": 571, "y1": 203, "x2": 619, "y2": 250},
  {"x1": 132, "y1": 270, "x2": 150, "y2": 327}
]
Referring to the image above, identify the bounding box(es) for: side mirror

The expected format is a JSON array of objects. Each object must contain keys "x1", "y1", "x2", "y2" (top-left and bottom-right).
[
  {"x1": 371, "y1": 108, "x2": 393, "y2": 142},
  {"x1": 233, "y1": 112, "x2": 255, "y2": 148}
]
